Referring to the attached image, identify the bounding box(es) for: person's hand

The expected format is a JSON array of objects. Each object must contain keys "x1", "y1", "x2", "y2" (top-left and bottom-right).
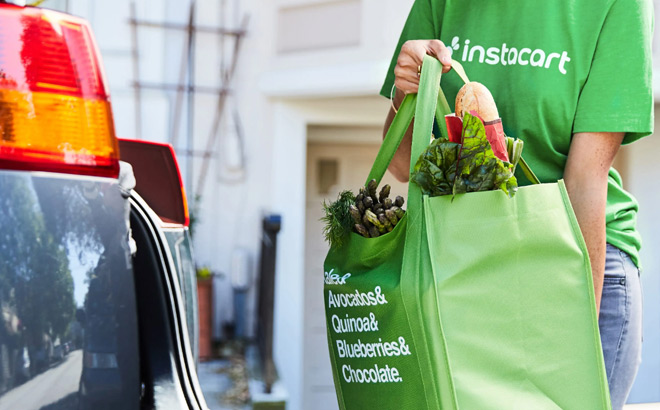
[
  {"x1": 386, "y1": 40, "x2": 453, "y2": 182},
  {"x1": 394, "y1": 40, "x2": 453, "y2": 95}
]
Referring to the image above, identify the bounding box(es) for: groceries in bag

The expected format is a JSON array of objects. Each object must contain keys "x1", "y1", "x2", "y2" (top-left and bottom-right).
[
  {"x1": 322, "y1": 180, "x2": 406, "y2": 247},
  {"x1": 412, "y1": 81, "x2": 525, "y2": 198}
]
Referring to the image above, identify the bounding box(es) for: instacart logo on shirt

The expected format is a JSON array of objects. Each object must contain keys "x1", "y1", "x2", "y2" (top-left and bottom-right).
[{"x1": 448, "y1": 36, "x2": 571, "y2": 75}]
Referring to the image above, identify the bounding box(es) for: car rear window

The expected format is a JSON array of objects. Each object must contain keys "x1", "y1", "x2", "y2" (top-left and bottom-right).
[{"x1": 0, "y1": 172, "x2": 140, "y2": 410}]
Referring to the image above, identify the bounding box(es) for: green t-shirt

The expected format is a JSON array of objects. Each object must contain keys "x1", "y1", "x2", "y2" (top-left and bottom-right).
[{"x1": 381, "y1": 0, "x2": 654, "y2": 267}]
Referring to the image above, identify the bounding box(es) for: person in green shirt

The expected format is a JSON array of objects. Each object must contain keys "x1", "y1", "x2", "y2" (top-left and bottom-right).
[{"x1": 381, "y1": 0, "x2": 653, "y2": 407}]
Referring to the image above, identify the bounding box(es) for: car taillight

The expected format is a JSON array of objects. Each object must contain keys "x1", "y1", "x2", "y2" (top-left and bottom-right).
[
  {"x1": 118, "y1": 138, "x2": 190, "y2": 226},
  {"x1": 0, "y1": 4, "x2": 119, "y2": 178}
]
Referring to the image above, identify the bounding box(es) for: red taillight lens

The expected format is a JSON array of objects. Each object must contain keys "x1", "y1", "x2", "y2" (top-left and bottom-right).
[
  {"x1": 118, "y1": 139, "x2": 190, "y2": 227},
  {"x1": 0, "y1": 4, "x2": 119, "y2": 178}
]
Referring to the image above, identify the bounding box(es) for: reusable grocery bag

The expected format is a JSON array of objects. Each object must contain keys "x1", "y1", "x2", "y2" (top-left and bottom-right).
[
  {"x1": 324, "y1": 55, "x2": 611, "y2": 409},
  {"x1": 323, "y1": 92, "x2": 441, "y2": 409}
]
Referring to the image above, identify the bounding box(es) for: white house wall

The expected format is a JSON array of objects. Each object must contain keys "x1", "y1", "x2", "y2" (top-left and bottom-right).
[{"x1": 262, "y1": 0, "x2": 412, "y2": 97}]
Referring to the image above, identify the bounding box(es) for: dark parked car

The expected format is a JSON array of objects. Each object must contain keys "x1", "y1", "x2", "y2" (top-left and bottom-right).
[{"x1": 0, "y1": 2, "x2": 207, "y2": 409}]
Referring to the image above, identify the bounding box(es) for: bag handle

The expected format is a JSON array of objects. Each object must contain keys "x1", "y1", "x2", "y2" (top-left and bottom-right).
[
  {"x1": 519, "y1": 156, "x2": 540, "y2": 185},
  {"x1": 365, "y1": 93, "x2": 417, "y2": 185},
  {"x1": 400, "y1": 55, "x2": 460, "y2": 409},
  {"x1": 406, "y1": 55, "x2": 443, "y2": 213},
  {"x1": 365, "y1": 65, "x2": 452, "y2": 185}
]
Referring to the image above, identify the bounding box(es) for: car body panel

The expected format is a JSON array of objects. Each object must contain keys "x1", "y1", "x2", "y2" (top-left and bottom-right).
[
  {"x1": 0, "y1": 169, "x2": 207, "y2": 410},
  {"x1": 0, "y1": 170, "x2": 140, "y2": 410}
]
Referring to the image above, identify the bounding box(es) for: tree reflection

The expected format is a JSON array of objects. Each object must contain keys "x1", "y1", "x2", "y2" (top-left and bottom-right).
[
  {"x1": 32, "y1": 180, "x2": 105, "y2": 261},
  {"x1": 0, "y1": 177, "x2": 75, "y2": 388},
  {"x1": 0, "y1": 175, "x2": 138, "y2": 409}
]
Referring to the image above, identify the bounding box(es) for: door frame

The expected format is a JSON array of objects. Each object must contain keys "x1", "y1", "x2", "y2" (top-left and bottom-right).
[{"x1": 269, "y1": 96, "x2": 390, "y2": 410}]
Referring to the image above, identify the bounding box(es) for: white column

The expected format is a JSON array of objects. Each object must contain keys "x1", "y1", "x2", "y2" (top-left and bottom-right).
[{"x1": 271, "y1": 101, "x2": 307, "y2": 410}]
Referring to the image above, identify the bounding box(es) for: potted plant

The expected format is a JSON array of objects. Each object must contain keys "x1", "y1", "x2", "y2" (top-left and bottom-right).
[{"x1": 196, "y1": 266, "x2": 213, "y2": 361}]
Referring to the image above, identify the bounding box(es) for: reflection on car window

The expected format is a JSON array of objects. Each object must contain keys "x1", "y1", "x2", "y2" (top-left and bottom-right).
[{"x1": 0, "y1": 174, "x2": 139, "y2": 410}]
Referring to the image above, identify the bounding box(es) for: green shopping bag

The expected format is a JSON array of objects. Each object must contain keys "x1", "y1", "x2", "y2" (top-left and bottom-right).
[
  {"x1": 323, "y1": 94, "x2": 437, "y2": 409},
  {"x1": 323, "y1": 67, "x2": 459, "y2": 408},
  {"x1": 324, "y1": 55, "x2": 610, "y2": 409}
]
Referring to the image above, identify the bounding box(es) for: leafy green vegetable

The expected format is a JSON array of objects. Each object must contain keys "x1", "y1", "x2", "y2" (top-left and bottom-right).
[
  {"x1": 453, "y1": 113, "x2": 517, "y2": 197},
  {"x1": 411, "y1": 113, "x2": 518, "y2": 198},
  {"x1": 411, "y1": 138, "x2": 461, "y2": 196},
  {"x1": 321, "y1": 190, "x2": 356, "y2": 248}
]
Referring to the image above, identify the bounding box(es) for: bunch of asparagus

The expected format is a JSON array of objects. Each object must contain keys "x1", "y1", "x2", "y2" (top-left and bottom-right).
[{"x1": 349, "y1": 179, "x2": 405, "y2": 238}]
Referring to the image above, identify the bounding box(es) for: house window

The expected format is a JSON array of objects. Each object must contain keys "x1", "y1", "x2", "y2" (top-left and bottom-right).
[{"x1": 317, "y1": 159, "x2": 339, "y2": 195}]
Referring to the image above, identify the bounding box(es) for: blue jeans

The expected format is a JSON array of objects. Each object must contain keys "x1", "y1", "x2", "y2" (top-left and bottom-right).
[{"x1": 599, "y1": 244, "x2": 643, "y2": 410}]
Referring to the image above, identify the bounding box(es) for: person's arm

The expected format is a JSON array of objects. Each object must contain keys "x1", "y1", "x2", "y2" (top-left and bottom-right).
[
  {"x1": 563, "y1": 132, "x2": 624, "y2": 314},
  {"x1": 383, "y1": 40, "x2": 452, "y2": 182}
]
